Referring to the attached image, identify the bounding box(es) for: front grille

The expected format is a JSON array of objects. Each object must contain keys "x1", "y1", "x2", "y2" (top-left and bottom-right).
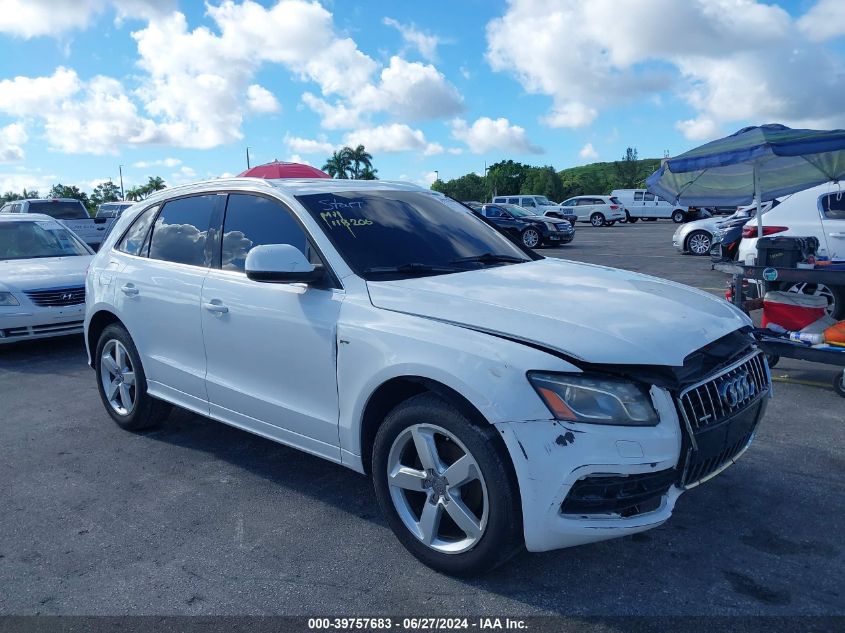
[
  {"x1": 561, "y1": 469, "x2": 676, "y2": 516},
  {"x1": 1, "y1": 321, "x2": 84, "y2": 338},
  {"x1": 24, "y1": 286, "x2": 85, "y2": 307},
  {"x1": 676, "y1": 350, "x2": 770, "y2": 488},
  {"x1": 677, "y1": 351, "x2": 769, "y2": 432}
]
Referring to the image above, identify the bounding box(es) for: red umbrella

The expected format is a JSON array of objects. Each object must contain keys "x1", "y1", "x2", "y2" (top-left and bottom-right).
[{"x1": 238, "y1": 160, "x2": 331, "y2": 179}]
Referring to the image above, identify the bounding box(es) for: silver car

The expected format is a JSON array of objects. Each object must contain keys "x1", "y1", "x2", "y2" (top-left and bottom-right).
[{"x1": 673, "y1": 203, "x2": 775, "y2": 256}]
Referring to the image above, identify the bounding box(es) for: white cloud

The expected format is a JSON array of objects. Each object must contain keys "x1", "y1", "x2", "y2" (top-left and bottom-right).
[
  {"x1": 450, "y1": 117, "x2": 543, "y2": 154},
  {"x1": 285, "y1": 154, "x2": 312, "y2": 166},
  {"x1": 133, "y1": 157, "x2": 182, "y2": 168},
  {"x1": 578, "y1": 142, "x2": 598, "y2": 161},
  {"x1": 798, "y1": 0, "x2": 845, "y2": 42},
  {"x1": 0, "y1": 0, "x2": 174, "y2": 38},
  {"x1": 246, "y1": 84, "x2": 280, "y2": 113},
  {"x1": 0, "y1": 170, "x2": 57, "y2": 195},
  {"x1": 0, "y1": 67, "x2": 81, "y2": 116},
  {"x1": 0, "y1": 123, "x2": 26, "y2": 162},
  {"x1": 284, "y1": 133, "x2": 335, "y2": 155},
  {"x1": 383, "y1": 17, "x2": 441, "y2": 61},
  {"x1": 675, "y1": 117, "x2": 719, "y2": 141},
  {"x1": 486, "y1": 0, "x2": 845, "y2": 135},
  {"x1": 301, "y1": 93, "x2": 365, "y2": 130},
  {"x1": 343, "y1": 124, "x2": 431, "y2": 153}
]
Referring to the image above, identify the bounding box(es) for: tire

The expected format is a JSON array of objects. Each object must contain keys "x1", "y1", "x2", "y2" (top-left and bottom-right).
[
  {"x1": 606, "y1": 221, "x2": 616, "y2": 227},
  {"x1": 781, "y1": 283, "x2": 845, "y2": 320},
  {"x1": 686, "y1": 230, "x2": 712, "y2": 256},
  {"x1": 834, "y1": 372, "x2": 845, "y2": 398},
  {"x1": 619, "y1": 213, "x2": 627, "y2": 224},
  {"x1": 371, "y1": 393, "x2": 522, "y2": 576},
  {"x1": 672, "y1": 210, "x2": 686, "y2": 223},
  {"x1": 646, "y1": 217, "x2": 657, "y2": 222},
  {"x1": 95, "y1": 324, "x2": 171, "y2": 431},
  {"x1": 520, "y1": 227, "x2": 540, "y2": 249},
  {"x1": 765, "y1": 354, "x2": 780, "y2": 369},
  {"x1": 627, "y1": 214, "x2": 638, "y2": 224},
  {"x1": 590, "y1": 212, "x2": 606, "y2": 227}
]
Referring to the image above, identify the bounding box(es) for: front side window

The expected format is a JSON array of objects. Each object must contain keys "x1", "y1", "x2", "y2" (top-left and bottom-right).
[
  {"x1": 118, "y1": 205, "x2": 160, "y2": 256},
  {"x1": 148, "y1": 195, "x2": 217, "y2": 267},
  {"x1": 561, "y1": 199, "x2": 576, "y2": 207},
  {"x1": 634, "y1": 192, "x2": 644, "y2": 201},
  {"x1": 296, "y1": 190, "x2": 531, "y2": 280},
  {"x1": 484, "y1": 206, "x2": 503, "y2": 218},
  {"x1": 822, "y1": 193, "x2": 845, "y2": 220},
  {"x1": 0, "y1": 221, "x2": 91, "y2": 260},
  {"x1": 507, "y1": 198, "x2": 519, "y2": 204},
  {"x1": 221, "y1": 194, "x2": 309, "y2": 272},
  {"x1": 28, "y1": 201, "x2": 89, "y2": 220},
  {"x1": 522, "y1": 199, "x2": 536, "y2": 207}
]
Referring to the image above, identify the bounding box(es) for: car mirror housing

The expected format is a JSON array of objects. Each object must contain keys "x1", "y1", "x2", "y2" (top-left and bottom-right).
[{"x1": 245, "y1": 244, "x2": 325, "y2": 284}]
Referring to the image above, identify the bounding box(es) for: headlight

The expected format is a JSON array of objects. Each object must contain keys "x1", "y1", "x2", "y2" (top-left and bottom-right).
[
  {"x1": 528, "y1": 372, "x2": 659, "y2": 426},
  {"x1": 544, "y1": 221, "x2": 557, "y2": 230},
  {"x1": 0, "y1": 292, "x2": 20, "y2": 306}
]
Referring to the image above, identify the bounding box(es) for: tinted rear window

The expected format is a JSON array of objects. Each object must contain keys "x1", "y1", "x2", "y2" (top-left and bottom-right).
[
  {"x1": 29, "y1": 201, "x2": 88, "y2": 220},
  {"x1": 610, "y1": 197, "x2": 621, "y2": 204}
]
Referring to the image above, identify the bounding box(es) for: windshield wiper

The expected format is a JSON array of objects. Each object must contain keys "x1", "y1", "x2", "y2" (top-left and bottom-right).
[
  {"x1": 451, "y1": 253, "x2": 528, "y2": 265},
  {"x1": 363, "y1": 263, "x2": 463, "y2": 277}
]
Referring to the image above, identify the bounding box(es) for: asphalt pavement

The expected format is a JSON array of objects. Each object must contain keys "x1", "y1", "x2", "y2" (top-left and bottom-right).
[{"x1": 0, "y1": 220, "x2": 842, "y2": 616}]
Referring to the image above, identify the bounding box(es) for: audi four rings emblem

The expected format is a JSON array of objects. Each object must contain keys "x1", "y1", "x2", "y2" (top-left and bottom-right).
[{"x1": 717, "y1": 371, "x2": 756, "y2": 408}]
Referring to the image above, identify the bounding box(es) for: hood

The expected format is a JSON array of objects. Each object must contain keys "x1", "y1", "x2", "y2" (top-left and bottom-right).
[
  {"x1": 681, "y1": 217, "x2": 723, "y2": 233},
  {"x1": 0, "y1": 256, "x2": 91, "y2": 292},
  {"x1": 366, "y1": 259, "x2": 750, "y2": 367}
]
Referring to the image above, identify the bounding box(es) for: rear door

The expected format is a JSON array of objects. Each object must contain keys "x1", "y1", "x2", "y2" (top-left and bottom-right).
[{"x1": 820, "y1": 192, "x2": 845, "y2": 260}]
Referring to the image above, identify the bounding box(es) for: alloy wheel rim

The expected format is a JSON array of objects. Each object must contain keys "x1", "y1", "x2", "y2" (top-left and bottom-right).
[
  {"x1": 523, "y1": 230, "x2": 539, "y2": 247},
  {"x1": 689, "y1": 233, "x2": 710, "y2": 254},
  {"x1": 100, "y1": 340, "x2": 136, "y2": 416},
  {"x1": 591, "y1": 215, "x2": 603, "y2": 226},
  {"x1": 786, "y1": 283, "x2": 835, "y2": 316},
  {"x1": 386, "y1": 424, "x2": 489, "y2": 554}
]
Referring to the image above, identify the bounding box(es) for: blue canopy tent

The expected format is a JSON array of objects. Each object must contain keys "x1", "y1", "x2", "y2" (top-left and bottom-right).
[{"x1": 646, "y1": 124, "x2": 845, "y2": 237}]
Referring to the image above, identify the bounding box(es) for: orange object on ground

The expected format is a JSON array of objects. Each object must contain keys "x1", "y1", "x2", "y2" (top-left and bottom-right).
[
  {"x1": 823, "y1": 320, "x2": 845, "y2": 344},
  {"x1": 761, "y1": 291, "x2": 827, "y2": 330}
]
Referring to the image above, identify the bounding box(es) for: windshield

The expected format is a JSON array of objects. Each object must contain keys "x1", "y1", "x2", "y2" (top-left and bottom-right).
[
  {"x1": 296, "y1": 190, "x2": 531, "y2": 280},
  {"x1": 502, "y1": 205, "x2": 536, "y2": 217},
  {"x1": 535, "y1": 196, "x2": 555, "y2": 206},
  {"x1": 0, "y1": 221, "x2": 91, "y2": 260},
  {"x1": 29, "y1": 201, "x2": 88, "y2": 220}
]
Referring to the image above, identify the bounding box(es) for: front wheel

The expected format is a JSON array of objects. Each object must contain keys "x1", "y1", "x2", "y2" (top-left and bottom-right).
[
  {"x1": 834, "y1": 372, "x2": 845, "y2": 398},
  {"x1": 686, "y1": 230, "x2": 712, "y2": 256},
  {"x1": 372, "y1": 394, "x2": 522, "y2": 576},
  {"x1": 606, "y1": 221, "x2": 616, "y2": 226},
  {"x1": 590, "y1": 212, "x2": 606, "y2": 227},
  {"x1": 672, "y1": 210, "x2": 686, "y2": 223},
  {"x1": 95, "y1": 324, "x2": 171, "y2": 431},
  {"x1": 520, "y1": 228, "x2": 540, "y2": 248}
]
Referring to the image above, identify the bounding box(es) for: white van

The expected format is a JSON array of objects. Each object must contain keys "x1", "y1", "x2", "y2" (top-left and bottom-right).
[
  {"x1": 491, "y1": 195, "x2": 558, "y2": 211},
  {"x1": 611, "y1": 189, "x2": 688, "y2": 223}
]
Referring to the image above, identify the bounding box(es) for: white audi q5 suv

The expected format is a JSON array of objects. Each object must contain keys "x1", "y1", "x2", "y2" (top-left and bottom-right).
[{"x1": 85, "y1": 178, "x2": 771, "y2": 574}]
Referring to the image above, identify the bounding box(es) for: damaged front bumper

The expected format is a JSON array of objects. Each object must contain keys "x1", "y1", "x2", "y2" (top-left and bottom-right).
[{"x1": 494, "y1": 386, "x2": 684, "y2": 552}]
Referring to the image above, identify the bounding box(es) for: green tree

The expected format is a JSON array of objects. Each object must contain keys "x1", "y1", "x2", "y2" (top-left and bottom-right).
[
  {"x1": 90, "y1": 181, "x2": 121, "y2": 207},
  {"x1": 145, "y1": 176, "x2": 166, "y2": 193},
  {"x1": 358, "y1": 165, "x2": 378, "y2": 180},
  {"x1": 322, "y1": 150, "x2": 351, "y2": 179},
  {"x1": 520, "y1": 166, "x2": 564, "y2": 201},
  {"x1": 125, "y1": 186, "x2": 146, "y2": 201},
  {"x1": 431, "y1": 172, "x2": 487, "y2": 201},
  {"x1": 49, "y1": 183, "x2": 90, "y2": 206},
  {"x1": 486, "y1": 160, "x2": 528, "y2": 198},
  {"x1": 613, "y1": 147, "x2": 647, "y2": 189},
  {"x1": 344, "y1": 145, "x2": 373, "y2": 178}
]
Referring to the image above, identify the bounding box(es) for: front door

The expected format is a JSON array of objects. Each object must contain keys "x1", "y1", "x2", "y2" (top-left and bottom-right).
[{"x1": 200, "y1": 193, "x2": 343, "y2": 459}]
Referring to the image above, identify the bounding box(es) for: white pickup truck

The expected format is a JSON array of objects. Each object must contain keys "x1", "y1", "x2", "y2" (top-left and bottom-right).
[{"x1": 0, "y1": 198, "x2": 115, "y2": 250}]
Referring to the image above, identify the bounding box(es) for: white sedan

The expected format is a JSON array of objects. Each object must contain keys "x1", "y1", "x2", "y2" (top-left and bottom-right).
[{"x1": 0, "y1": 214, "x2": 93, "y2": 343}]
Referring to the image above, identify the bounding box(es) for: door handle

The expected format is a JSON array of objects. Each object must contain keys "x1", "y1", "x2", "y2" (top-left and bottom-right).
[
  {"x1": 120, "y1": 284, "x2": 139, "y2": 296},
  {"x1": 829, "y1": 232, "x2": 845, "y2": 238},
  {"x1": 204, "y1": 300, "x2": 229, "y2": 314}
]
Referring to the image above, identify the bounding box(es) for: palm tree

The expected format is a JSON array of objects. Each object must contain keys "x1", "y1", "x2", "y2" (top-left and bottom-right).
[
  {"x1": 345, "y1": 145, "x2": 373, "y2": 179},
  {"x1": 146, "y1": 176, "x2": 166, "y2": 193},
  {"x1": 358, "y1": 165, "x2": 378, "y2": 180},
  {"x1": 125, "y1": 186, "x2": 145, "y2": 201},
  {"x1": 322, "y1": 151, "x2": 351, "y2": 179}
]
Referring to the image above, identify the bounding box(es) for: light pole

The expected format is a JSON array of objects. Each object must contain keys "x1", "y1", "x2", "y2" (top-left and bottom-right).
[
  {"x1": 434, "y1": 170, "x2": 439, "y2": 182},
  {"x1": 246, "y1": 147, "x2": 251, "y2": 170},
  {"x1": 118, "y1": 165, "x2": 125, "y2": 200}
]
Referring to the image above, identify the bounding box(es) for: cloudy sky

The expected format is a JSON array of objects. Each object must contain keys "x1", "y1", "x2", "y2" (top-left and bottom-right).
[{"x1": 0, "y1": 0, "x2": 843, "y2": 194}]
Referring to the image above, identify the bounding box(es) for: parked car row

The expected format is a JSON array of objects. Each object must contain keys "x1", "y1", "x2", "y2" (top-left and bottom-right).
[
  {"x1": 476, "y1": 203, "x2": 574, "y2": 248},
  {"x1": 0, "y1": 198, "x2": 116, "y2": 250}
]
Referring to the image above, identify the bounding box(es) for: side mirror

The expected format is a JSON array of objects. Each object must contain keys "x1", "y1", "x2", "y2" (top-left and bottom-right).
[{"x1": 245, "y1": 244, "x2": 325, "y2": 284}]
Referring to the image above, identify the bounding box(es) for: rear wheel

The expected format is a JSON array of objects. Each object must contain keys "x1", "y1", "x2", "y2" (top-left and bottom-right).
[
  {"x1": 95, "y1": 324, "x2": 171, "y2": 431},
  {"x1": 781, "y1": 283, "x2": 845, "y2": 319},
  {"x1": 834, "y1": 372, "x2": 845, "y2": 398},
  {"x1": 686, "y1": 230, "x2": 712, "y2": 256},
  {"x1": 520, "y1": 227, "x2": 540, "y2": 248},
  {"x1": 590, "y1": 212, "x2": 606, "y2": 227},
  {"x1": 371, "y1": 394, "x2": 522, "y2": 575},
  {"x1": 606, "y1": 221, "x2": 616, "y2": 227},
  {"x1": 672, "y1": 210, "x2": 686, "y2": 223}
]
